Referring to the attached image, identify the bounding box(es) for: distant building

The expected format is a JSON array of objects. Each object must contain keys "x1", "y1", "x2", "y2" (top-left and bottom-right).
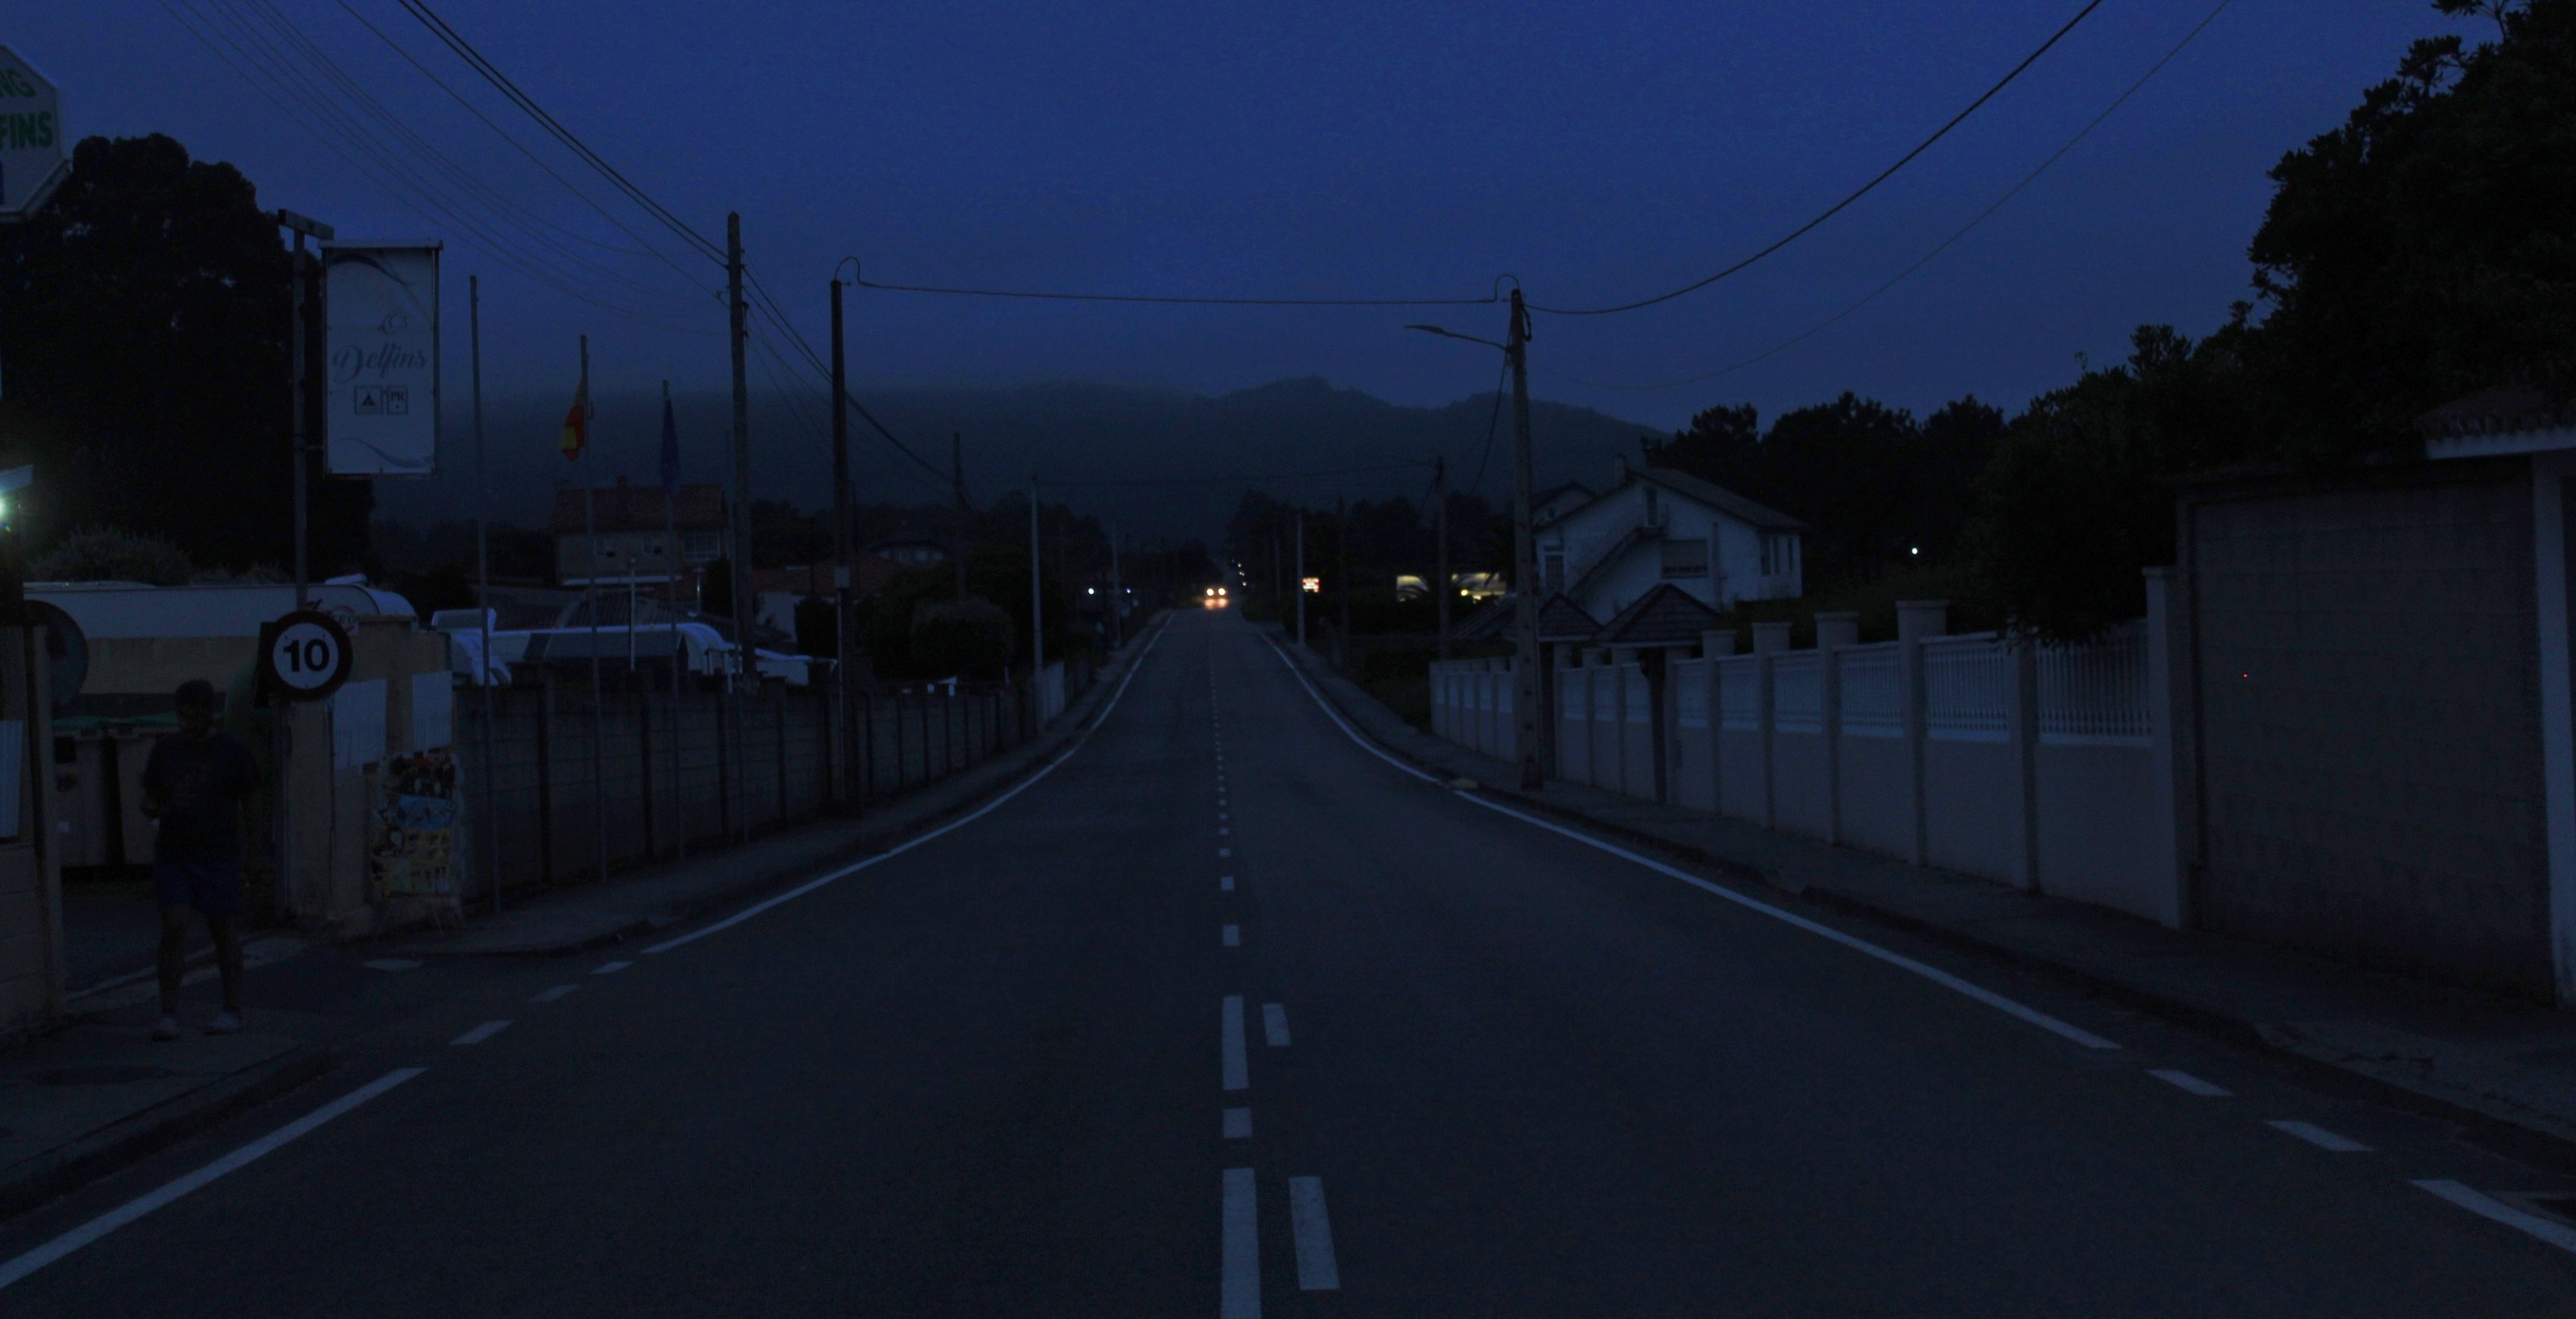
[
  {"x1": 552, "y1": 479, "x2": 729, "y2": 586},
  {"x1": 866, "y1": 531, "x2": 952, "y2": 570},
  {"x1": 1535, "y1": 457, "x2": 1804, "y2": 621}
]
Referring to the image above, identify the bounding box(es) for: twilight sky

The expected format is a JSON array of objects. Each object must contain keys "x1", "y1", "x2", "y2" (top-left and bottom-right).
[{"x1": 23, "y1": 1, "x2": 2448, "y2": 448}]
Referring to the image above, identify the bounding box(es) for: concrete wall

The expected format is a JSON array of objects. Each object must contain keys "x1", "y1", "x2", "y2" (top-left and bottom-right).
[
  {"x1": 1670, "y1": 658, "x2": 1714, "y2": 812},
  {"x1": 2182, "y1": 460, "x2": 2554, "y2": 996},
  {"x1": 84, "y1": 636, "x2": 259, "y2": 698}
]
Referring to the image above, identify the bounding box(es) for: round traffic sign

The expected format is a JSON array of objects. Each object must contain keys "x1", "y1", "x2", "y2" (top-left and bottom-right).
[{"x1": 260, "y1": 609, "x2": 353, "y2": 701}]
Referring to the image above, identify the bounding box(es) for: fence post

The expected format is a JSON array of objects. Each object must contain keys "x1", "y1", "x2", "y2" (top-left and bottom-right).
[
  {"x1": 714, "y1": 685, "x2": 733, "y2": 842},
  {"x1": 2142, "y1": 568, "x2": 2190, "y2": 929},
  {"x1": 1750, "y1": 622, "x2": 1789, "y2": 830},
  {"x1": 2007, "y1": 637, "x2": 2043, "y2": 893},
  {"x1": 1815, "y1": 612, "x2": 1858, "y2": 845},
  {"x1": 1896, "y1": 601, "x2": 1948, "y2": 868},
  {"x1": 1699, "y1": 630, "x2": 1732, "y2": 812}
]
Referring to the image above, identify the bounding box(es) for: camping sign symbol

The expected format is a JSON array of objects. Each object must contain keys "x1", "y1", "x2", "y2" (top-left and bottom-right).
[{"x1": 354, "y1": 385, "x2": 411, "y2": 416}]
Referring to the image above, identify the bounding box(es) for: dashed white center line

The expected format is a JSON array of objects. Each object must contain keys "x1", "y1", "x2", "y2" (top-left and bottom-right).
[
  {"x1": 1221, "y1": 1167, "x2": 1260, "y2": 1318},
  {"x1": 592, "y1": 960, "x2": 633, "y2": 975},
  {"x1": 2267, "y1": 1120, "x2": 2370, "y2": 1152},
  {"x1": 450, "y1": 1020, "x2": 513, "y2": 1046},
  {"x1": 1219, "y1": 847, "x2": 1232, "y2": 858},
  {"x1": 529, "y1": 985, "x2": 579, "y2": 1003},
  {"x1": 1288, "y1": 1176, "x2": 1341, "y2": 1291},
  {"x1": 1223, "y1": 924, "x2": 1241, "y2": 947},
  {"x1": 362, "y1": 958, "x2": 421, "y2": 972},
  {"x1": 2412, "y1": 1180, "x2": 2576, "y2": 1255},
  {"x1": 1219, "y1": 827, "x2": 1231, "y2": 836},
  {"x1": 1221, "y1": 996, "x2": 1249, "y2": 1091},
  {"x1": 1223, "y1": 1107, "x2": 1253, "y2": 1139},
  {"x1": 1220, "y1": 875, "x2": 1235, "y2": 891},
  {"x1": 2148, "y1": 1069, "x2": 2231, "y2": 1097},
  {"x1": 1262, "y1": 1003, "x2": 1290, "y2": 1047}
]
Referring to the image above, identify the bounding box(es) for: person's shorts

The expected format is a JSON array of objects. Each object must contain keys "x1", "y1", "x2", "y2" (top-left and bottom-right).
[{"x1": 153, "y1": 859, "x2": 243, "y2": 919}]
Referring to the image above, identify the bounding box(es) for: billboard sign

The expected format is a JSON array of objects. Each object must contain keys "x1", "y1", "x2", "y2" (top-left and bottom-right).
[
  {"x1": 323, "y1": 241, "x2": 441, "y2": 476},
  {"x1": 0, "y1": 46, "x2": 67, "y2": 223}
]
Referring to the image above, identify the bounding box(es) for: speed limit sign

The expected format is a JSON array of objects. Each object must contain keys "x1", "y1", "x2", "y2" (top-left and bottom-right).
[{"x1": 258, "y1": 609, "x2": 354, "y2": 701}]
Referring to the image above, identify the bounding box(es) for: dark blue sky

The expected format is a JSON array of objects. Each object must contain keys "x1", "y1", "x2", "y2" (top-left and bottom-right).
[{"x1": 29, "y1": 1, "x2": 2445, "y2": 444}]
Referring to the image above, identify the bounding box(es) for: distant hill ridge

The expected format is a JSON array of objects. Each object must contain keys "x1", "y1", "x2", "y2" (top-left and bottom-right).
[{"x1": 370, "y1": 376, "x2": 1660, "y2": 543}]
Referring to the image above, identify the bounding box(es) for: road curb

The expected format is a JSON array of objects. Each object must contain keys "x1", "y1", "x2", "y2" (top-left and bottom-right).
[
  {"x1": 0, "y1": 1040, "x2": 330, "y2": 1226},
  {"x1": 444, "y1": 614, "x2": 1172, "y2": 958},
  {"x1": 1272, "y1": 632, "x2": 2576, "y2": 1167}
]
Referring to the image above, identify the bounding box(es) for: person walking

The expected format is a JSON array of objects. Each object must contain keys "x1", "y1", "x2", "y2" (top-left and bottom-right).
[{"x1": 139, "y1": 679, "x2": 259, "y2": 1039}]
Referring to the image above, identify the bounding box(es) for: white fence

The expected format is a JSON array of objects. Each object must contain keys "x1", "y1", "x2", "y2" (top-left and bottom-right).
[{"x1": 1428, "y1": 619, "x2": 2181, "y2": 928}]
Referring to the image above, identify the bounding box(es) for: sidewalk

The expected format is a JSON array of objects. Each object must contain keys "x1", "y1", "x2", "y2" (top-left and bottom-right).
[
  {"x1": 0, "y1": 620, "x2": 1163, "y2": 1223},
  {"x1": 1277, "y1": 632, "x2": 2576, "y2": 1159}
]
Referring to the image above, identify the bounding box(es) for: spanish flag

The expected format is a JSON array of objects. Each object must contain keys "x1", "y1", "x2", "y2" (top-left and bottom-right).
[{"x1": 558, "y1": 378, "x2": 589, "y2": 460}]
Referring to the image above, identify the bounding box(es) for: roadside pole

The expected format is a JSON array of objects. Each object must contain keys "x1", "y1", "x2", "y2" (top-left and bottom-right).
[
  {"x1": 579, "y1": 335, "x2": 606, "y2": 886},
  {"x1": 1507, "y1": 289, "x2": 1544, "y2": 790},
  {"x1": 471, "y1": 275, "x2": 499, "y2": 913},
  {"x1": 1029, "y1": 477, "x2": 1044, "y2": 682},
  {"x1": 1336, "y1": 494, "x2": 1350, "y2": 670},
  {"x1": 1294, "y1": 514, "x2": 1306, "y2": 649},
  {"x1": 270, "y1": 207, "x2": 332, "y2": 924},
  {"x1": 829, "y1": 275, "x2": 855, "y2": 807},
  {"x1": 1434, "y1": 455, "x2": 1450, "y2": 661},
  {"x1": 952, "y1": 435, "x2": 969, "y2": 604},
  {"x1": 726, "y1": 213, "x2": 752, "y2": 842}
]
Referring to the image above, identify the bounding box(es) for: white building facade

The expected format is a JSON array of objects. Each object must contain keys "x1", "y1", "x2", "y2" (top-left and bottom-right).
[{"x1": 1536, "y1": 458, "x2": 1804, "y2": 622}]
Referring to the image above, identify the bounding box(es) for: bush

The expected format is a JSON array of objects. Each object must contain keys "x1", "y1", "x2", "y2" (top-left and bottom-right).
[{"x1": 33, "y1": 527, "x2": 193, "y2": 585}]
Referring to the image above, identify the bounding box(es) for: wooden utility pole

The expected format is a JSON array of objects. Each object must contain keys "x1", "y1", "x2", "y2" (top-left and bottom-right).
[
  {"x1": 1507, "y1": 289, "x2": 1544, "y2": 789},
  {"x1": 726, "y1": 212, "x2": 753, "y2": 682},
  {"x1": 1028, "y1": 477, "x2": 1043, "y2": 676},
  {"x1": 1336, "y1": 494, "x2": 1350, "y2": 670},
  {"x1": 1294, "y1": 514, "x2": 1306, "y2": 649},
  {"x1": 1434, "y1": 455, "x2": 1450, "y2": 661},
  {"x1": 829, "y1": 275, "x2": 856, "y2": 803}
]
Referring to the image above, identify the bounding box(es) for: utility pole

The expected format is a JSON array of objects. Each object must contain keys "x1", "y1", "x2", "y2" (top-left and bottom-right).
[
  {"x1": 275, "y1": 209, "x2": 332, "y2": 609},
  {"x1": 1110, "y1": 525, "x2": 1122, "y2": 649},
  {"x1": 1507, "y1": 288, "x2": 1544, "y2": 789},
  {"x1": 472, "y1": 275, "x2": 497, "y2": 913},
  {"x1": 829, "y1": 274, "x2": 855, "y2": 804},
  {"x1": 578, "y1": 334, "x2": 608, "y2": 888},
  {"x1": 1294, "y1": 512, "x2": 1306, "y2": 649},
  {"x1": 1336, "y1": 493, "x2": 1350, "y2": 670},
  {"x1": 1433, "y1": 455, "x2": 1450, "y2": 662},
  {"x1": 952, "y1": 434, "x2": 970, "y2": 604},
  {"x1": 727, "y1": 212, "x2": 753, "y2": 685}
]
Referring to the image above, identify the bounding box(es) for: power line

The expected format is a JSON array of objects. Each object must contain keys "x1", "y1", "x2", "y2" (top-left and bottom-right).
[
  {"x1": 1040, "y1": 460, "x2": 1433, "y2": 488},
  {"x1": 1526, "y1": 0, "x2": 2107, "y2": 317},
  {"x1": 1465, "y1": 357, "x2": 1509, "y2": 498},
  {"x1": 852, "y1": 275, "x2": 1501, "y2": 309},
  {"x1": 1542, "y1": 0, "x2": 2236, "y2": 392}
]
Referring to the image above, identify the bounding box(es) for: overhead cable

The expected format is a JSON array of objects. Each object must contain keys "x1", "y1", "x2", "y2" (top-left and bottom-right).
[
  {"x1": 1543, "y1": 0, "x2": 2235, "y2": 391},
  {"x1": 1527, "y1": 0, "x2": 2107, "y2": 317}
]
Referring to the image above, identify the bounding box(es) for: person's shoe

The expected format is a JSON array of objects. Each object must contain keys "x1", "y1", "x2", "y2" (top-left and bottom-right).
[
  {"x1": 203, "y1": 1010, "x2": 243, "y2": 1037},
  {"x1": 152, "y1": 1014, "x2": 181, "y2": 1041}
]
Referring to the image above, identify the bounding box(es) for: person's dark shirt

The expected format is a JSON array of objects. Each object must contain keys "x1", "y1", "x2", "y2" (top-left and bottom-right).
[{"x1": 143, "y1": 732, "x2": 258, "y2": 862}]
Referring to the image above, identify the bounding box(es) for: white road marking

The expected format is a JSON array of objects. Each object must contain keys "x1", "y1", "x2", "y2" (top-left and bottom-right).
[
  {"x1": 1222, "y1": 1167, "x2": 1260, "y2": 1318},
  {"x1": 644, "y1": 619, "x2": 1169, "y2": 954},
  {"x1": 2412, "y1": 1180, "x2": 2576, "y2": 1256},
  {"x1": 1219, "y1": 847, "x2": 1232, "y2": 858},
  {"x1": 1288, "y1": 1176, "x2": 1341, "y2": 1291},
  {"x1": 1263, "y1": 1003, "x2": 1291, "y2": 1046},
  {"x1": 2149, "y1": 1069, "x2": 2231, "y2": 1097},
  {"x1": 530, "y1": 985, "x2": 579, "y2": 1003},
  {"x1": 1224, "y1": 1107, "x2": 1253, "y2": 1139},
  {"x1": 2267, "y1": 1120, "x2": 2370, "y2": 1152},
  {"x1": 1223, "y1": 924, "x2": 1241, "y2": 947},
  {"x1": 1222, "y1": 996, "x2": 1249, "y2": 1091},
  {"x1": 362, "y1": 958, "x2": 421, "y2": 972},
  {"x1": 451, "y1": 1020, "x2": 513, "y2": 1046},
  {"x1": 592, "y1": 960, "x2": 633, "y2": 974},
  {"x1": 1221, "y1": 875, "x2": 1235, "y2": 891},
  {"x1": 1219, "y1": 827, "x2": 1231, "y2": 836},
  {"x1": 1269, "y1": 631, "x2": 2124, "y2": 1051},
  {"x1": 0, "y1": 1068, "x2": 425, "y2": 1291}
]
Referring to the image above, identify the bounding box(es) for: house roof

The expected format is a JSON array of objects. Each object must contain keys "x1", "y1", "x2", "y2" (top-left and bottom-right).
[
  {"x1": 549, "y1": 480, "x2": 728, "y2": 536},
  {"x1": 2414, "y1": 387, "x2": 2576, "y2": 439},
  {"x1": 1592, "y1": 582, "x2": 1726, "y2": 648},
  {"x1": 1532, "y1": 482, "x2": 1593, "y2": 514},
  {"x1": 1633, "y1": 466, "x2": 1806, "y2": 531},
  {"x1": 1536, "y1": 594, "x2": 1601, "y2": 644}
]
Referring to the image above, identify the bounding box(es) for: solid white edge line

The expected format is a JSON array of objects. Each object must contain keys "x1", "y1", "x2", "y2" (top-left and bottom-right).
[
  {"x1": 1221, "y1": 1167, "x2": 1260, "y2": 1318},
  {"x1": 1287, "y1": 1176, "x2": 1341, "y2": 1291},
  {"x1": 1222, "y1": 925, "x2": 1241, "y2": 947},
  {"x1": 450, "y1": 1020, "x2": 513, "y2": 1046},
  {"x1": 642, "y1": 617, "x2": 1170, "y2": 954},
  {"x1": 1265, "y1": 629, "x2": 2124, "y2": 1052},
  {"x1": 1263, "y1": 1003, "x2": 1291, "y2": 1047},
  {"x1": 1223, "y1": 1107, "x2": 1253, "y2": 1139},
  {"x1": 2148, "y1": 1068, "x2": 2231, "y2": 1097},
  {"x1": 0, "y1": 1067, "x2": 426, "y2": 1291},
  {"x1": 2267, "y1": 1119, "x2": 2371, "y2": 1152},
  {"x1": 1222, "y1": 995, "x2": 1250, "y2": 1091},
  {"x1": 529, "y1": 985, "x2": 579, "y2": 1003},
  {"x1": 591, "y1": 960, "x2": 633, "y2": 974},
  {"x1": 2412, "y1": 1180, "x2": 2576, "y2": 1256}
]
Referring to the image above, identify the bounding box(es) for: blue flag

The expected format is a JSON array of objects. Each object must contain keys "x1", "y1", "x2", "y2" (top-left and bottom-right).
[{"x1": 658, "y1": 383, "x2": 680, "y2": 500}]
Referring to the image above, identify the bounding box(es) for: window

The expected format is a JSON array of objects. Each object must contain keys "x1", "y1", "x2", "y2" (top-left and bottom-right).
[
  {"x1": 1760, "y1": 533, "x2": 1799, "y2": 577},
  {"x1": 1643, "y1": 487, "x2": 1662, "y2": 527},
  {"x1": 1542, "y1": 549, "x2": 1565, "y2": 594},
  {"x1": 1660, "y1": 538, "x2": 1708, "y2": 579},
  {"x1": 681, "y1": 531, "x2": 723, "y2": 563}
]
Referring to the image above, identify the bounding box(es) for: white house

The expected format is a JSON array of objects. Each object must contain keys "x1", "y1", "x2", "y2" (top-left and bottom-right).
[{"x1": 1536, "y1": 457, "x2": 1804, "y2": 621}]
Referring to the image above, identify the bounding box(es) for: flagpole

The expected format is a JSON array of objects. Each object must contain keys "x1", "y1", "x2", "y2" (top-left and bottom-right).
[{"x1": 579, "y1": 335, "x2": 607, "y2": 889}]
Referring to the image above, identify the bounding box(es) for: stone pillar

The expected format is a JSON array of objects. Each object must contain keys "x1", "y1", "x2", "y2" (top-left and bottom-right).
[
  {"x1": 2006, "y1": 638, "x2": 2043, "y2": 892},
  {"x1": 2143, "y1": 568, "x2": 2190, "y2": 929},
  {"x1": 1700, "y1": 628, "x2": 1738, "y2": 658},
  {"x1": 1896, "y1": 602, "x2": 1946, "y2": 866},
  {"x1": 1750, "y1": 623, "x2": 1788, "y2": 825},
  {"x1": 1896, "y1": 599, "x2": 1950, "y2": 643},
  {"x1": 1814, "y1": 613, "x2": 1855, "y2": 842}
]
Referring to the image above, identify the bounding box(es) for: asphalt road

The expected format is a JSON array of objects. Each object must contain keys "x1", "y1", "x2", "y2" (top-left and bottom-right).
[{"x1": 4, "y1": 606, "x2": 2575, "y2": 1315}]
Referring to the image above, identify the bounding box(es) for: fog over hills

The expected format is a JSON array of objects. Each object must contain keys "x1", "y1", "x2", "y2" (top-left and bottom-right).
[{"x1": 370, "y1": 377, "x2": 1664, "y2": 545}]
